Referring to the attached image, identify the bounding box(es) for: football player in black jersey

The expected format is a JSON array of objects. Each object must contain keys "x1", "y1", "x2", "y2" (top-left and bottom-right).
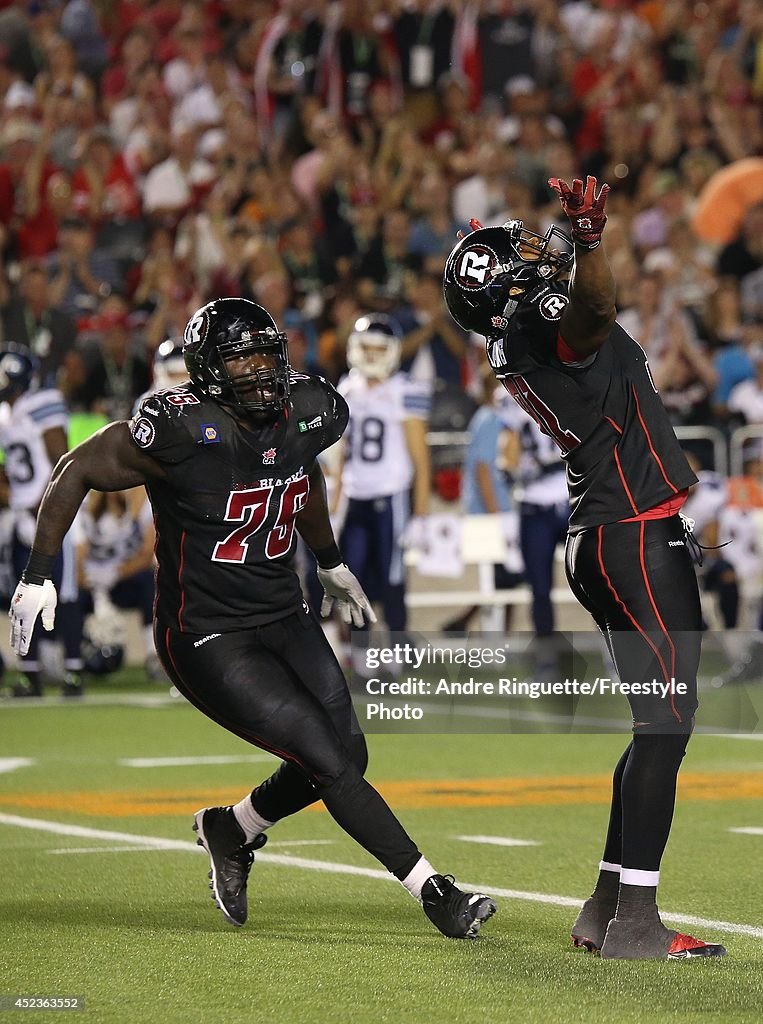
[
  {"x1": 443, "y1": 178, "x2": 725, "y2": 960},
  {"x1": 9, "y1": 298, "x2": 496, "y2": 940}
]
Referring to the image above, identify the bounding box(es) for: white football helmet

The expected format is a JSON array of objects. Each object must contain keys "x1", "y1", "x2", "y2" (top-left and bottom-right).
[
  {"x1": 346, "y1": 315, "x2": 402, "y2": 381},
  {"x1": 153, "y1": 338, "x2": 188, "y2": 389}
]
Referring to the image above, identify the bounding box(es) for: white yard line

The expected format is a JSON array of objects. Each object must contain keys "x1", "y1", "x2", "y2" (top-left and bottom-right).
[
  {"x1": 1, "y1": 811, "x2": 761, "y2": 940},
  {"x1": 0, "y1": 758, "x2": 35, "y2": 774},
  {"x1": 454, "y1": 835, "x2": 541, "y2": 847},
  {"x1": 728, "y1": 827, "x2": 763, "y2": 836},
  {"x1": 120, "y1": 755, "x2": 275, "y2": 768}
]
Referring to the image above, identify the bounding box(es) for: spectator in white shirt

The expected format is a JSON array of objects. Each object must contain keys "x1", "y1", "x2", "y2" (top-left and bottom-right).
[{"x1": 142, "y1": 121, "x2": 214, "y2": 224}]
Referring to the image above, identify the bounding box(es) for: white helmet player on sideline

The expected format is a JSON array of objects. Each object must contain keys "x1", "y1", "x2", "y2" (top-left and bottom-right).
[
  {"x1": 346, "y1": 314, "x2": 402, "y2": 381},
  {"x1": 152, "y1": 338, "x2": 188, "y2": 390}
]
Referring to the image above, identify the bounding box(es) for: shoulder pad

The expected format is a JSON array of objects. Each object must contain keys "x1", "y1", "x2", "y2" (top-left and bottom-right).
[
  {"x1": 289, "y1": 374, "x2": 348, "y2": 451},
  {"x1": 129, "y1": 387, "x2": 200, "y2": 463}
]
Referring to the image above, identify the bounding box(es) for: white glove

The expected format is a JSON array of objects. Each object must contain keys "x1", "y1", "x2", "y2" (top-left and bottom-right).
[
  {"x1": 9, "y1": 579, "x2": 58, "y2": 656},
  {"x1": 317, "y1": 564, "x2": 378, "y2": 627},
  {"x1": 84, "y1": 562, "x2": 119, "y2": 592},
  {"x1": 400, "y1": 515, "x2": 428, "y2": 550}
]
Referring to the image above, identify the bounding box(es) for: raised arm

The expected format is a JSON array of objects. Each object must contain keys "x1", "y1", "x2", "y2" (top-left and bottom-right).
[
  {"x1": 10, "y1": 422, "x2": 166, "y2": 654},
  {"x1": 548, "y1": 176, "x2": 616, "y2": 357}
]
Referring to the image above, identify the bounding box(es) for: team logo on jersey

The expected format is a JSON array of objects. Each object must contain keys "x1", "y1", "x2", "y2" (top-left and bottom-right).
[
  {"x1": 455, "y1": 244, "x2": 497, "y2": 290},
  {"x1": 490, "y1": 315, "x2": 508, "y2": 330},
  {"x1": 201, "y1": 423, "x2": 220, "y2": 444},
  {"x1": 538, "y1": 293, "x2": 569, "y2": 321},
  {"x1": 298, "y1": 415, "x2": 322, "y2": 433},
  {"x1": 262, "y1": 447, "x2": 277, "y2": 465},
  {"x1": 131, "y1": 417, "x2": 155, "y2": 448}
]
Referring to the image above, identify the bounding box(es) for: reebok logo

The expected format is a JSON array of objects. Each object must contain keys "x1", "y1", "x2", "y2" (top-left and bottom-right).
[
  {"x1": 193, "y1": 633, "x2": 222, "y2": 647},
  {"x1": 668, "y1": 540, "x2": 684, "y2": 547}
]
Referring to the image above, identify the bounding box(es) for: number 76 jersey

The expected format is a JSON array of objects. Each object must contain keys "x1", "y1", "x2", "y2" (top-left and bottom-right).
[{"x1": 129, "y1": 374, "x2": 348, "y2": 633}]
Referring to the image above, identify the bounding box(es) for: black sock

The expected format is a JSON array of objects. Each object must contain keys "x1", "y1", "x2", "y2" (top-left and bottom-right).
[
  {"x1": 621, "y1": 731, "x2": 690, "y2": 870},
  {"x1": 615, "y1": 883, "x2": 661, "y2": 923},
  {"x1": 591, "y1": 868, "x2": 620, "y2": 904}
]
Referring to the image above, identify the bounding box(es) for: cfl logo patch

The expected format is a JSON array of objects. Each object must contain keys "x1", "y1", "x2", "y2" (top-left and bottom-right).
[
  {"x1": 455, "y1": 245, "x2": 496, "y2": 289},
  {"x1": 538, "y1": 293, "x2": 569, "y2": 321}
]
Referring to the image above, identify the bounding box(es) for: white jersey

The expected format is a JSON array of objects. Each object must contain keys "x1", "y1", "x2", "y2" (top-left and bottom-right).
[
  {"x1": 498, "y1": 399, "x2": 567, "y2": 507},
  {"x1": 682, "y1": 471, "x2": 727, "y2": 536},
  {"x1": 79, "y1": 498, "x2": 154, "y2": 576},
  {"x1": 338, "y1": 370, "x2": 431, "y2": 500},
  {"x1": 0, "y1": 388, "x2": 68, "y2": 510}
]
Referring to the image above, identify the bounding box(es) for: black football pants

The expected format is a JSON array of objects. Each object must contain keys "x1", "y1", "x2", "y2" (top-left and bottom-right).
[
  {"x1": 155, "y1": 602, "x2": 421, "y2": 878},
  {"x1": 565, "y1": 515, "x2": 701, "y2": 872}
]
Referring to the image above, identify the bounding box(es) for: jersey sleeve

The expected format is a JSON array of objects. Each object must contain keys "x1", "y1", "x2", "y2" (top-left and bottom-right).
[
  {"x1": 291, "y1": 375, "x2": 349, "y2": 456},
  {"x1": 128, "y1": 393, "x2": 195, "y2": 465},
  {"x1": 24, "y1": 388, "x2": 68, "y2": 432},
  {"x1": 401, "y1": 378, "x2": 432, "y2": 421}
]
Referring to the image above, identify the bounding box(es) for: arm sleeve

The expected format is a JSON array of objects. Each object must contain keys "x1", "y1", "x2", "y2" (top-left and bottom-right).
[
  {"x1": 402, "y1": 378, "x2": 432, "y2": 421},
  {"x1": 25, "y1": 389, "x2": 69, "y2": 432}
]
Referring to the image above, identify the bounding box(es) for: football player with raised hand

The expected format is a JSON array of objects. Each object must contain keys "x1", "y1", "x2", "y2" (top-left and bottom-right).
[
  {"x1": 334, "y1": 314, "x2": 431, "y2": 636},
  {"x1": 443, "y1": 178, "x2": 725, "y2": 960},
  {"x1": 0, "y1": 346, "x2": 85, "y2": 697},
  {"x1": 8, "y1": 297, "x2": 496, "y2": 941}
]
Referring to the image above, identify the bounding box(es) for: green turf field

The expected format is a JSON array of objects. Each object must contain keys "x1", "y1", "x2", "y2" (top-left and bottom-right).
[{"x1": 1, "y1": 678, "x2": 762, "y2": 1024}]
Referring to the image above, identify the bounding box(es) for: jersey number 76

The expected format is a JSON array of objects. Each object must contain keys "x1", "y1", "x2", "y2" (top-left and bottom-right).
[{"x1": 212, "y1": 477, "x2": 310, "y2": 563}]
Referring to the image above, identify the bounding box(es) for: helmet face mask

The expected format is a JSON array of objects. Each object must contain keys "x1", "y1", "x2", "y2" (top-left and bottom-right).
[
  {"x1": 443, "y1": 220, "x2": 573, "y2": 336},
  {"x1": 183, "y1": 298, "x2": 291, "y2": 414},
  {"x1": 347, "y1": 314, "x2": 402, "y2": 381}
]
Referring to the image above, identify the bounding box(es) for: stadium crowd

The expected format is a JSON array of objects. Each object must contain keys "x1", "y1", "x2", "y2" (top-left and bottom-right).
[{"x1": 0, "y1": 0, "x2": 762, "y2": 665}]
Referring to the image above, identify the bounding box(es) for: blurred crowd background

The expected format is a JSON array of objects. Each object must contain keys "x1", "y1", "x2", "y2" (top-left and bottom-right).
[{"x1": 0, "y1": 0, "x2": 759, "y2": 417}]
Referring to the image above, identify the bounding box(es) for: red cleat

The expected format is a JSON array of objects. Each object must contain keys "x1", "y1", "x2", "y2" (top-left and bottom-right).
[{"x1": 667, "y1": 932, "x2": 727, "y2": 959}]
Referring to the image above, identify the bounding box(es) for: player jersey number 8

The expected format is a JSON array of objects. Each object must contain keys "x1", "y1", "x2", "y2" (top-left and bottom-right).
[{"x1": 347, "y1": 416, "x2": 385, "y2": 463}]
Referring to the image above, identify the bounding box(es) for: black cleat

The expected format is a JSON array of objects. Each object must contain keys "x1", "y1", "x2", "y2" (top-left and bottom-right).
[
  {"x1": 10, "y1": 675, "x2": 43, "y2": 698},
  {"x1": 421, "y1": 874, "x2": 497, "y2": 939},
  {"x1": 601, "y1": 916, "x2": 728, "y2": 960},
  {"x1": 571, "y1": 897, "x2": 615, "y2": 953},
  {"x1": 61, "y1": 673, "x2": 85, "y2": 698},
  {"x1": 192, "y1": 806, "x2": 267, "y2": 927}
]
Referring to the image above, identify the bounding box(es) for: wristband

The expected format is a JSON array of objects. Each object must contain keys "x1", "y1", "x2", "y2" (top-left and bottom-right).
[
  {"x1": 313, "y1": 542, "x2": 343, "y2": 570},
  {"x1": 22, "y1": 549, "x2": 56, "y2": 586}
]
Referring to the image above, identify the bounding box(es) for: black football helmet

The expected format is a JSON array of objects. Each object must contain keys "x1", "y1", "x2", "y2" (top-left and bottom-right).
[
  {"x1": 443, "y1": 220, "x2": 573, "y2": 337},
  {"x1": 183, "y1": 298, "x2": 290, "y2": 413},
  {"x1": 0, "y1": 345, "x2": 38, "y2": 402}
]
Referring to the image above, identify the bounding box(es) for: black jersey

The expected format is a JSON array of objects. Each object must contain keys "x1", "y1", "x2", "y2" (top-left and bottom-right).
[
  {"x1": 486, "y1": 282, "x2": 697, "y2": 533},
  {"x1": 129, "y1": 373, "x2": 348, "y2": 633}
]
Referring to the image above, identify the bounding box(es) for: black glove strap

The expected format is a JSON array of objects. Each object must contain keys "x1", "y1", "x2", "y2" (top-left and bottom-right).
[
  {"x1": 22, "y1": 549, "x2": 56, "y2": 586},
  {"x1": 313, "y1": 542, "x2": 343, "y2": 570}
]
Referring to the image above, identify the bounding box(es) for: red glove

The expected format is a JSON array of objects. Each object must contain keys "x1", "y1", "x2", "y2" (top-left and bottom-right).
[{"x1": 548, "y1": 175, "x2": 610, "y2": 249}]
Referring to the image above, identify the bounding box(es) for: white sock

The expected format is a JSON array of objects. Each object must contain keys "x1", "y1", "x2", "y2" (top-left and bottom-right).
[
  {"x1": 399, "y1": 856, "x2": 438, "y2": 902},
  {"x1": 143, "y1": 624, "x2": 155, "y2": 656},
  {"x1": 599, "y1": 860, "x2": 621, "y2": 874},
  {"x1": 620, "y1": 867, "x2": 660, "y2": 887},
  {"x1": 232, "y1": 795, "x2": 275, "y2": 842}
]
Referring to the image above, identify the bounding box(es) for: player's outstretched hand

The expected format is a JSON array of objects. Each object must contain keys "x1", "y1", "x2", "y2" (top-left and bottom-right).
[
  {"x1": 547, "y1": 175, "x2": 610, "y2": 249},
  {"x1": 317, "y1": 564, "x2": 378, "y2": 628},
  {"x1": 9, "y1": 579, "x2": 57, "y2": 656}
]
